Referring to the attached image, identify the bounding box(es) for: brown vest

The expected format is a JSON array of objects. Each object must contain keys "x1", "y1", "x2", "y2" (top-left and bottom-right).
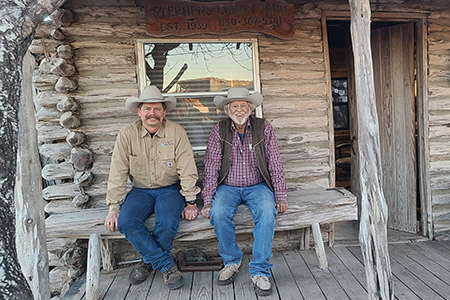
[{"x1": 217, "y1": 116, "x2": 274, "y2": 191}]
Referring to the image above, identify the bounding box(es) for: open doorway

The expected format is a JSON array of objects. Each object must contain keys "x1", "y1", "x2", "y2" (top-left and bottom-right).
[{"x1": 327, "y1": 19, "x2": 427, "y2": 243}]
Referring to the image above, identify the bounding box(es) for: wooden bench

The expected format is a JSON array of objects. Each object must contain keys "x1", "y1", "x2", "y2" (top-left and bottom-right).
[{"x1": 46, "y1": 187, "x2": 357, "y2": 300}]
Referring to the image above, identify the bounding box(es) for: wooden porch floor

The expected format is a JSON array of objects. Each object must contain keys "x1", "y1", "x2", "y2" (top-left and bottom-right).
[{"x1": 64, "y1": 240, "x2": 450, "y2": 300}]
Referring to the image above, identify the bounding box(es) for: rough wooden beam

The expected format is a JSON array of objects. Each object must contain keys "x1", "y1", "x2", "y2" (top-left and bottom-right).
[
  {"x1": 86, "y1": 234, "x2": 100, "y2": 300},
  {"x1": 0, "y1": 0, "x2": 70, "y2": 298},
  {"x1": 45, "y1": 188, "x2": 358, "y2": 240},
  {"x1": 15, "y1": 51, "x2": 51, "y2": 300},
  {"x1": 348, "y1": 0, "x2": 393, "y2": 299}
]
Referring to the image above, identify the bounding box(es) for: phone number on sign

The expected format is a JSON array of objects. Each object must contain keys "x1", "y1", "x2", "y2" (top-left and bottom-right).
[{"x1": 219, "y1": 16, "x2": 283, "y2": 27}]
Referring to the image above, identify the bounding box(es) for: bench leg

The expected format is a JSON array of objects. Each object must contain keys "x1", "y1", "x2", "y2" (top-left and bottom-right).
[
  {"x1": 328, "y1": 223, "x2": 335, "y2": 247},
  {"x1": 101, "y1": 239, "x2": 116, "y2": 272},
  {"x1": 86, "y1": 233, "x2": 101, "y2": 300},
  {"x1": 311, "y1": 223, "x2": 328, "y2": 269}
]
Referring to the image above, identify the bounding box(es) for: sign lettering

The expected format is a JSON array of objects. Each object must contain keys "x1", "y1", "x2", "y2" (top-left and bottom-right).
[{"x1": 145, "y1": 0, "x2": 294, "y2": 39}]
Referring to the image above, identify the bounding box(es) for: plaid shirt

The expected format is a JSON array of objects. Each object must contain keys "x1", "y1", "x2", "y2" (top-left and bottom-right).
[{"x1": 202, "y1": 119, "x2": 287, "y2": 206}]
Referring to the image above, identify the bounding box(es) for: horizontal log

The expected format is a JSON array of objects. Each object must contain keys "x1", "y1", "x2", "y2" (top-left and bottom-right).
[
  {"x1": 39, "y1": 57, "x2": 75, "y2": 77},
  {"x1": 430, "y1": 189, "x2": 450, "y2": 205},
  {"x1": 45, "y1": 200, "x2": 80, "y2": 215},
  {"x1": 263, "y1": 98, "x2": 327, "y2": 113},
  {"x1": 28, "y1": 38, "x2": 61, "y2": 56},
  {"x1": 284, "y1": 165, "x2": 329, "y2": 179},
  {"x1": 269, "y1": 113, "x2": 328, "y2": 128},
  {"x1": 38, "y1": 125, "x2": 70, "y2": 143},
  {"x1": 74, "y1": 54, "x2": 134, "y2": 68},
  {"x1": 62, "y1": 23, "x2": 146, "y2": 38},
  {"x1": 36, "y1": 91, "x2": 71, "y2": 107},
  {"x1": 45, "y1": 187, "x2": 357, "y2": 240},
  {"x1": 88, "y1": 140, "x2": 115, "y2": 155},
  {"x1": 83, "y1": 175, "x2": 329, "y2": 202},
  {"x1": 70, "y1": 6, "x2": 142, "y2": 25},
  {"x1": 42, "y1": 163, "x2": 75, "y2": 180},
  {"x1": 36, "y1": 107, "x2": 60, "y2": 123},
  {"x1": 43, "y1": 183, "x2": 81, "y2": 201},
  {"x1": 39, "y1": 143, "x2": 72, "y2": 160},
  {"x1": 32, "y1": 72, "x2": 60, "y2": 91}
]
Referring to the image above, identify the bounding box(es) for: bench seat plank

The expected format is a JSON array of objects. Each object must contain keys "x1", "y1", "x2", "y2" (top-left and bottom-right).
[{"x1": 46, "y1": 187, "x2": 357, "y2": 241}]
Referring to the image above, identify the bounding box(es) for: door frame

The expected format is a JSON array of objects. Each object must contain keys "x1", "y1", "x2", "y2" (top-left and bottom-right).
[{"x1": 321, "y1": 12, "x2": 432, "y2": 238}]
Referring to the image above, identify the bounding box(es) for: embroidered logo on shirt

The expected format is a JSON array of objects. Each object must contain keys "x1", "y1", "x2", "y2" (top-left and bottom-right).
[{"x1": 162, "y1": 140, "x2": 174, "y2": 147}]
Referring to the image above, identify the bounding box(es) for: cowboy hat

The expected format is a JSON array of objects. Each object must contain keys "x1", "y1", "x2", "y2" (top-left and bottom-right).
[
  {"x1": 125, "y1": 85, "x2": 176, "y2": 113},
  {"x1": 213, "y1": 87, "x2": 263, "y2": 109}
]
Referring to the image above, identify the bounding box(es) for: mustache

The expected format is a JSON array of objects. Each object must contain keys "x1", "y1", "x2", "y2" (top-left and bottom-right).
[
  {"x1": 145, "y1": 115, "x2": 160, "y2": 121},
  {"x1": 230, "y1": 111, "x2": 250, "y2": 125}
]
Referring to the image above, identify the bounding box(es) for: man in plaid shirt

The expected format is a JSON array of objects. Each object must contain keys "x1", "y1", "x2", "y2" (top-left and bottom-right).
[{"x1": 201, "y1": 87, "x2": 288, "y2": 296}]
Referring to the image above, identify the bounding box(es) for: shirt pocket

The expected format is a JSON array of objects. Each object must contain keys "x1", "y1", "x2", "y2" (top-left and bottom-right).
[
  {"x1": 157, "y1": 146, "x2": 177, "y2": 180},
  {"x1": 129, "y1": 155, "x2": 146, "y2": 179}
]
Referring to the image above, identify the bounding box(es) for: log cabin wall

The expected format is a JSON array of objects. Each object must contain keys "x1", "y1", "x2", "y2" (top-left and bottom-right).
[
  {"x1": 427, "y1": 8, "x2": 450, "y2": 240},
  {"x1": 32, "y1": 0, "x2": 334, "y2": 223},
  {"x1": 29, "y1": 0, "x2": 333, "y2": 293},
  {"x1": 28, "y1": 0, "x2": 450, "y2": 295}
]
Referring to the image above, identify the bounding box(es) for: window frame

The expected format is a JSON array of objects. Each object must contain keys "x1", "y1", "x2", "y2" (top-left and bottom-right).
[{"x1": 134, "y1": 38, "x2": 263, "y2": 122}]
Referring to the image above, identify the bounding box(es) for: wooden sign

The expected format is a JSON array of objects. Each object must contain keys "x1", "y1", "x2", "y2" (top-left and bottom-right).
[{"x1": 145, "y1": 0, "x2": 294, "y2": 39}]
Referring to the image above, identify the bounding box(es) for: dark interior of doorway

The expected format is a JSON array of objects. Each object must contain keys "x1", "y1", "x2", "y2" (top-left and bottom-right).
[
  {"x1": 327, "y1": 20, "x2": 352, "y2": 190},
  {"x1": 327, "y1": 20, "x2": 425, "y2": 242}
]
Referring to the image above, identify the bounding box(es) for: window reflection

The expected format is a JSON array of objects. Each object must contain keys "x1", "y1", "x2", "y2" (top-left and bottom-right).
[{"x1": 142, "y1": 41, "x2": 258, "y2": 150}]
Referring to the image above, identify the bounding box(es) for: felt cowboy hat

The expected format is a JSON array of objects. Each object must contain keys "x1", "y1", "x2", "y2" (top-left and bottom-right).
[
  {"x1": 125, "y1": 85, "x2": 176, "y2": 113},
  {"x1": 213, "y1": 87, "x2": 263, "y2": 109}
]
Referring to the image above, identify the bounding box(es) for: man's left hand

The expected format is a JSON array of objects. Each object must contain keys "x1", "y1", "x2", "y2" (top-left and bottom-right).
[
  {"x1": 276, "y1": 200, "x2": 288, "y2": 214},
  {"x1": 182, "y1": 204, "x2": 198, "y2": 221}
]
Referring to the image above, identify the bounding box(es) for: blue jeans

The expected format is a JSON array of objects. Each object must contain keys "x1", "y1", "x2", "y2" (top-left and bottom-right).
[
  {"x1": 118, "y1": 184, "x2": 185, "y2": 272},
  {"x1": 209, "y1": 182, "x2": 277, "y2": 278}
]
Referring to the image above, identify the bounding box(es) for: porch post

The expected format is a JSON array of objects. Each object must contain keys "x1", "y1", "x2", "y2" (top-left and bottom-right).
[
  {"x1": 347, "y1": 0, "x2": 394, "y2": 299},
  {"x1": 15, "y1": 51, "x2": 51, "y2": 300}
]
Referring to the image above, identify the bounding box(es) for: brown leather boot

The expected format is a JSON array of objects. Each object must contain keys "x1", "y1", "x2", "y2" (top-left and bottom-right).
[
  {"x1": 162, "y1": 264, "x2": 184, "y2": 290},
  {"x1": 129, "y1": 261, "x2": 153, "y2": 285}
]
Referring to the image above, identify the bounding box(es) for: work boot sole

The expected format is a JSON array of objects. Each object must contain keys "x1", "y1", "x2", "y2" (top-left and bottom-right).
[
  {"x1": 254, "y1": 285, "x2": 272, "y2": 296},
  {"x1": 218, "y1": 273, "x2": 236, "y2": 286},
  {"x1": 167, "y1": 275, "x2": 184, "y2": 290}
]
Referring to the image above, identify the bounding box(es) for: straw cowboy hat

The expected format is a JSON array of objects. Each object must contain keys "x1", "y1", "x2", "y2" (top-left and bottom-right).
[
  {"x1": 125, "y1": 85, "x2": 176, "y2": 113},
  {"x1": 213, "y1": 87, "x2": 263, "y2": 109}
]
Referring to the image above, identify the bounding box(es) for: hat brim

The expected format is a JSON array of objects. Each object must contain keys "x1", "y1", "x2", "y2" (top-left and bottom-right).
[
  {"x1": 126, "y1": 96, "x2": 176, "y2": 113},
  {"x1": 213, "y1": 92, "x2": 263, "y2": 109}
]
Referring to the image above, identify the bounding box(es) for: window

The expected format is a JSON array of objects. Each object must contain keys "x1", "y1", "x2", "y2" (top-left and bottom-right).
[{"x1": 136, "y1": 39, "x2": 261, "y2": 150}]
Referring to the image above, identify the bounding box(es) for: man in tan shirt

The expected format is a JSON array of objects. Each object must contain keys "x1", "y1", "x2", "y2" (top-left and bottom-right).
[{"x1": 104, "y1": 85, "x2": 200, "y2": 289}]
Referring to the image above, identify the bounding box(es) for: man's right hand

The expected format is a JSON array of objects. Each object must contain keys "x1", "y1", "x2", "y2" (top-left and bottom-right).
[
  {"x1": 105, "y1": 213, "x2": 120, "y2": 232},
  {"x1": 201, "y1": 206, "x2": 211, "y2": 219}
]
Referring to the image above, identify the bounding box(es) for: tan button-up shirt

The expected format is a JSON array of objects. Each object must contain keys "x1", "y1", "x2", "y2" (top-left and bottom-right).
[{"x1": 106, "y1": 119, "x2": 200, "y2": 214}]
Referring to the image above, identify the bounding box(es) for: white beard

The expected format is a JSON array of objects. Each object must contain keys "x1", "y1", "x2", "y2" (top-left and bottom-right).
[{"x1": 230, "y1": 111, "x2": 251, "y2": 126}]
